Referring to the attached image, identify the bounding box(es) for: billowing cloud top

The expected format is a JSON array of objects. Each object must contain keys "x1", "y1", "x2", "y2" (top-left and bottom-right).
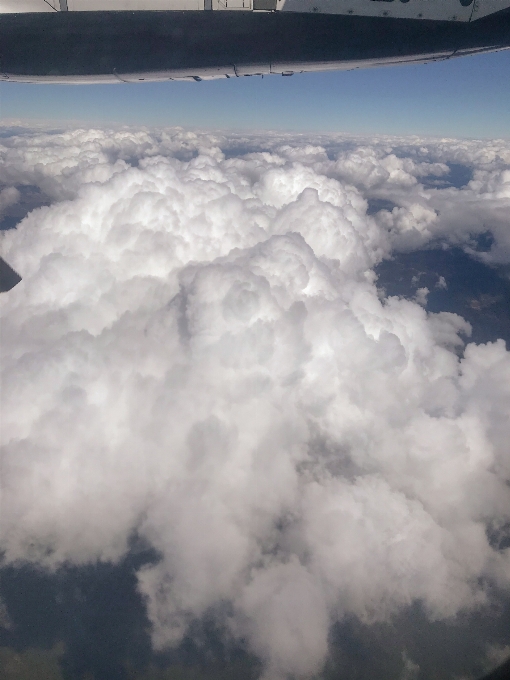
[{"x1": 1, "y1": 125, "x2": 510, "y2": 679}]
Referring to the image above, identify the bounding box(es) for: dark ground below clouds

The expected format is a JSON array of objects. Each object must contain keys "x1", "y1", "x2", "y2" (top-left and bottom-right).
[
  {"x1": 0, "y1": 545, "x2": 261, "y2": 680},
  {"x1": 1, "y1": 551, "x2": 510, "y2": 680},
  {"x1": 0, "y1": 185, "x2": 50, "y2": 232},
  {"x1": 375, "y1": 241, "x2": 510, "y2": 348},
  {"x1": 420, "y1": 163, "x2": 473, "y2": 190}
]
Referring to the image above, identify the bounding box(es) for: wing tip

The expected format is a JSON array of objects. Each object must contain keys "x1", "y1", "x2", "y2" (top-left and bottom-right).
[{"x1": 0, "y1": 257, "x2": 22, "y2": 292}]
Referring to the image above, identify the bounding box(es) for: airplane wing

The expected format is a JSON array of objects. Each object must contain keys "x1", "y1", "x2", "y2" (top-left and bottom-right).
[
  {"x1": 2, "y1": 0, "x2": 510, "y2": 21},
  {"x1": 0, "y1": 257, "x2": 22, "y2": 293},
  {"x1": 1, "y1": 0, "x2": 509, "y2": 84}
]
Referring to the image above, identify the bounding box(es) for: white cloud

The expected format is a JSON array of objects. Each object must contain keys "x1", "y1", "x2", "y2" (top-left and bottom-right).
[
  {"x1": 0, "y1": 596, "x2": 13, "y2": 631},
  {"x1": 486, "y1": 645, "x2": 510, "y2": 674},
  {"x1": 414, "y1": 287, "x2": 429, "y2": 306},
  {"x1": 0, "y1": 186, "x2": 20, "y2": 217},
  {"x1": 400, "y1": 652, "x2": 420, "y2": 680},
  {"x1": 1, "y1": 125, "x2": 510, "y2": 678}
]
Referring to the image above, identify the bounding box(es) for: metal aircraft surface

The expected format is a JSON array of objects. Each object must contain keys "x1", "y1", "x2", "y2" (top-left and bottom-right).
[
  {"x1": 0, "y1": 0, "x2": 509, "y2": 84},
  {"x1": 0, "y1": 257, "x2": 21, "y2": 292}
]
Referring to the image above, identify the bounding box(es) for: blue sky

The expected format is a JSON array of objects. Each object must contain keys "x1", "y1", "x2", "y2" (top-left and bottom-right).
[{"x1": 1, "y1": 49, "x2": 509, "y2": 138}]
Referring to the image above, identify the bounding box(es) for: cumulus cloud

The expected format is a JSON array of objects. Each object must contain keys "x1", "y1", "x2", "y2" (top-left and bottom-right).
[
  {"x1": 1, "y1": 125, "x2": 510, "y2": 679},
  {"x1": 0, "y1": 186, "x2": 20, "y2": 217}
]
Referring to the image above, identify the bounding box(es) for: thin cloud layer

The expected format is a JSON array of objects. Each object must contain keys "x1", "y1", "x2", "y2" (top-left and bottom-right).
[{"x1": 1, "y1": 126, "x2": 510, "y2": 679}]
